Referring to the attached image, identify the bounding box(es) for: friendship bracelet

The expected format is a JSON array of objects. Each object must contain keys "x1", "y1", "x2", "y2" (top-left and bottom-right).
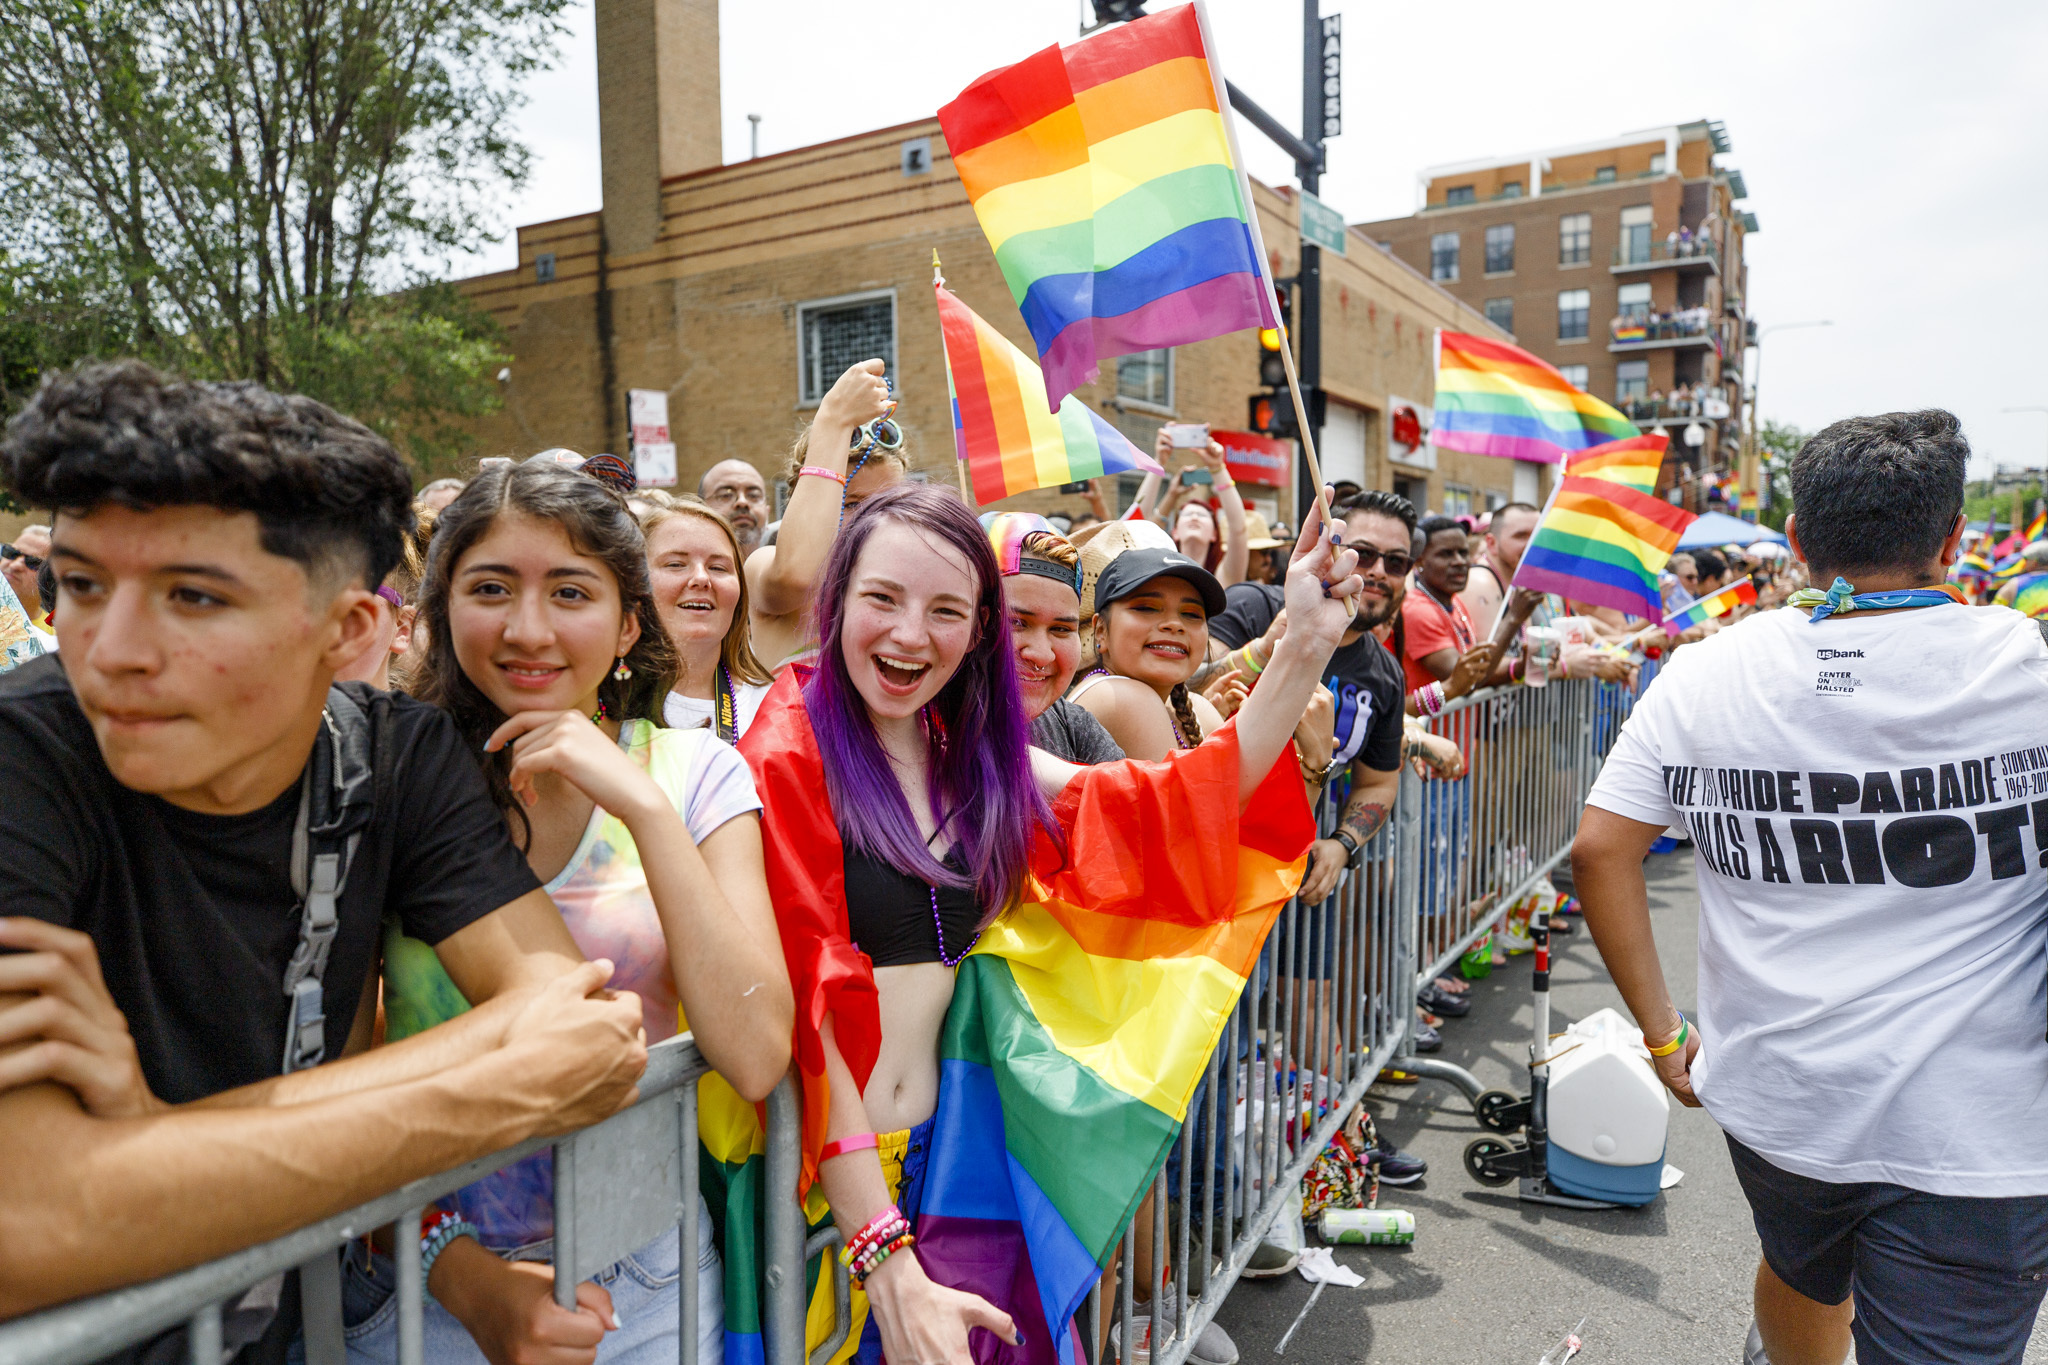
[
  {"x1": 840, "y1": 1205, "x2": 912, "y2": 1271},
  {"x1": 851, "y1": 1232, "x2": 917, "y2": 1287},
  {"x1": 798, "y1": 465, "x2": 846, "y2": 485},
  {"x1": 419, "y1": 1209, "x2": 479, "y2": 1289},
  {"x1": 1646, "y1": 1016, "x2": 1690, "y2": 1057},
  {"x1": 820, "y1": 1133, "x2": 879, "y2": 1163}
]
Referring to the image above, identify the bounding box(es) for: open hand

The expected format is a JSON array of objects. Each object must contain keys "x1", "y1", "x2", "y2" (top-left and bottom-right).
[
  {"x1": 0, "y1": 917, "x2": 159, "y2": 1117},
  {"x1": 1203, "y1": 667, "x2": 1250, "y2": 720},
  {"x1": 865, "y1": 1249, "x2": 1022, "y2": 1365}
]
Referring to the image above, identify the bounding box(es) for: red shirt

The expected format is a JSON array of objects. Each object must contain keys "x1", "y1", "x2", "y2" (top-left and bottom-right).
[{"x1": 1401, "y1": 585, "x2": 1474, "y2": 693}]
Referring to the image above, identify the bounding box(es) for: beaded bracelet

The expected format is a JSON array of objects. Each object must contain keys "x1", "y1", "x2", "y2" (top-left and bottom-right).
[
  {"x1": 850, "y1": 1231, "x2": 917, "y2": 1286},
  {"x1": 1646, "y1": 1015, "x2": 1690, "y2": 1057},
  {"x1": 419, "y1": 1208, "x2": 480, "y2": 1289},
  {"x1": 798, "y1": 465, "x2": 846, "y2": 485},
  {"x1": 1416, "y1": 681, "x2": 1445, "y2": 716},
  {"x1": 840, "y1": 1205, "x2": 912, "y2": 1272}
]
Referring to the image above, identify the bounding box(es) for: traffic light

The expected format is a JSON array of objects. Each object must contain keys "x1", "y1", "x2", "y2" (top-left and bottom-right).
[
  {"x1": 1249, "y1": 392, "x2": 1297, "y2": 440},
  {"x1": 1089, "y1": 0, "x2": 1148, "y2": 23},
  {"x1": 1258, "y1": 326, "x2": 1286, "y2": 389}
]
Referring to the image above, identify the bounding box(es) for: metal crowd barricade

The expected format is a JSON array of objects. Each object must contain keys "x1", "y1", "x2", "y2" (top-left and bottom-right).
[
  {"x1": 0, "y1": 1036, "x2": 815, "y2": 1365},
  {"x1": 1086, "y1": 673, "x2": 1640, "y2": 1365}
]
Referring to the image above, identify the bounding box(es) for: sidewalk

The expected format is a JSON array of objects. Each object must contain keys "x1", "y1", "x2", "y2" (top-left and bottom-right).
[{"x1": 1210, "y1": 851, "x2": 2048, "y2": 1363}]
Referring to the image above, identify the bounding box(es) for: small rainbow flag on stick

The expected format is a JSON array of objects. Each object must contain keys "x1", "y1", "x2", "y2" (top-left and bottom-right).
[
  {"x1": 936, "y1": 274, "x2": 1163, "y2": 503},
  {"x1": 1434, "y1": 331, "x2": 1639, "y2": 464},
  {"x1": 1662, "y1": 576, "x2": 1759, "y2": 632},
  {"x1": 1513, "y1": 433, "x2": 1696, "y2": 618},
  {"x1": 938, "y1": 2, "x2": 1277, "y2": 409}
]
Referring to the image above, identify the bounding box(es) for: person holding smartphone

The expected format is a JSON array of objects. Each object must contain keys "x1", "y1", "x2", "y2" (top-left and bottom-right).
[{"x1": 1152, "y1": 428, "x2": 1249, "y2": 588}]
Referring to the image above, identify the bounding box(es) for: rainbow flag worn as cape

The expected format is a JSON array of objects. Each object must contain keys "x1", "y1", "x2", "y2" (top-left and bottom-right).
[
  {"x1": 1999, "y1": 571, "x2": 2048, "y2": 619},
  {"x1": 1662, "y1": 575, "x2": 1758, "y2": 631},
  {"x1": 938, "y1": 280, "x2": 1163, "y2": 502},
  {"x1": 1513, "y1": 433, "x2": 1695, "y2": 619},
  {"x1": 938, "y1": 1, "x2": 1278, "y2": 410},
  {"x1": 1434, "y1": 330, "x2": 1639, "y2": 464},
  {"x1": 736, "y1": 672, "x2": 1313, "y2": 1365}
]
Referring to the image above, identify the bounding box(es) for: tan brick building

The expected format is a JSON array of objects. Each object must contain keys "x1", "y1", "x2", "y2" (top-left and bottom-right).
[
  {"x1": 1356, "y1": 121, "x2": 1758, "y2": 506},
  {"x1": 450, "y1": 0, "x2": 1533, "y2": 523}
]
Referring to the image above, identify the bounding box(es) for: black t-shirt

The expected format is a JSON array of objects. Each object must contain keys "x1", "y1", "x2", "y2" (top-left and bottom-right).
[
  {"x1": 1208, "y1": 582, "x2": 1404, "y2": 773},
  {"x1": 0, "y1": 655, "x2": 541, "y2": 1105},
  {"x1": 1030, "y1": 698, "x2": 1126, "y2": 767}
]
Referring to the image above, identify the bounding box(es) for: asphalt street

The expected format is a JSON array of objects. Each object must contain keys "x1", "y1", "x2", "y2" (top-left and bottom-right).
[{"x1": 1208, "y1": 849, "x2": 2048, "y2": 1364}]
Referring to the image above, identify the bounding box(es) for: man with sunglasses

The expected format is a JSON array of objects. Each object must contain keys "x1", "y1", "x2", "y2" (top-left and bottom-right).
[
  {"x1": 1209, "y1": 490, "x2": 1412, "y2": 903},
  {"x1": 1, "y1": 523, "x2": 49, "y2": 612}
]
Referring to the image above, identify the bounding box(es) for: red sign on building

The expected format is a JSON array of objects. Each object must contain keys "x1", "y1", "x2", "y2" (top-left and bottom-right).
[{"x1": 1212, "y1": 429, "x2": 1292, "y2": 489}]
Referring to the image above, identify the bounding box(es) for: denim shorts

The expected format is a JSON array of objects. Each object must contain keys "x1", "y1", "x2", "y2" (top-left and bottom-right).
[
  {"x1": 316, "y1": 1206, "x2": 722, "y2": 1365},
  {"x1": 1727, "y1": 1134, "x2": 2048, "y2": 1364}
]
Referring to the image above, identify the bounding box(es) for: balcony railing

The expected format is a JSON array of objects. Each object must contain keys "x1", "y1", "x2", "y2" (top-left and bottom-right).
[
  {"x1": 1611, "y1": 237, "x2": 1721, "y2": 273},
  {"x1": 1609, "y1": 308, "x2": 1719, "y2": 351},
  {"x1": 1620, "y1": 389, "x2": 1733, "y2": 424}
]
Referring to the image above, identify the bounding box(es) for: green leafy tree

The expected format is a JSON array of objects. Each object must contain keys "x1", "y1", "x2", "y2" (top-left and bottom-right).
[
  {"x1": 1753, "y1": 419, "x2": 1803, "y2": 532},
  {"x1": 0, "y1": 0, "x2": 567, "y2": 477}
]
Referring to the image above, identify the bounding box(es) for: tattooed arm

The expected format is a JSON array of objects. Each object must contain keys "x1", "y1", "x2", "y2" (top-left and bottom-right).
[{"x1": 1299, "y1": 759, "x2": 1398, "y2": 903}]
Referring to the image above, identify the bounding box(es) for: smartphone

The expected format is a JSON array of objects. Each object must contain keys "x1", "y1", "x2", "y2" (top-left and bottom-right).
[
  {"x1": 1179, "y1": 467, "x2": 1213, "y2": 486},
  {"x1": 1059, "y1": 481, "x2": 1092, "y2": 495},
  {"x1": 1164, "y1": 422, "x2": 1210, "y2": 449},
  {"x1": 478, "y1": 456, "x2": 514, "y2": 470}
]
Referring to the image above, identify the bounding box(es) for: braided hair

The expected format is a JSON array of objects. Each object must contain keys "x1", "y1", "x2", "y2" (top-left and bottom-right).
[{"x1": 1167, "y1": 681, "x2": 1204, "y2": 749}]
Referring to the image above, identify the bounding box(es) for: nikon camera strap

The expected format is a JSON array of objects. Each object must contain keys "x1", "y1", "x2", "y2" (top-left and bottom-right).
[{"x1": 280, "y1": 686, "x2": 382, "y2": 1074}]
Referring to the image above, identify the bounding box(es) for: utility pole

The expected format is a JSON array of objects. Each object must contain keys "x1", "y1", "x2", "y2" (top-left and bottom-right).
[{"x1": 1296, "y1": 0, "x2": 1323, "y2": 525}]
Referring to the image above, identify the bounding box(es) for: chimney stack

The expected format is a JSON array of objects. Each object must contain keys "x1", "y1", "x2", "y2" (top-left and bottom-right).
[{"x1": 595, "y1": 0, "x2": 721, "y2": 256}]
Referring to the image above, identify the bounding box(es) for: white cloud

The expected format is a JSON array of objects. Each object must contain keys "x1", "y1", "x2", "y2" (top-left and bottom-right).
[{"x1": 467, "y1": 0, "x2": 2048, "y2": 474}]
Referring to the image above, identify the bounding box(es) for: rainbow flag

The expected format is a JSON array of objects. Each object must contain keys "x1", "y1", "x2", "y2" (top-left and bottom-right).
[
  {"x1": 938, "y1": 2, "x2": 1277, "y2": 409},
  {"x1": 1434, "y1": 330, "x2": 1640, "y2": 464},
  {"x1": 1513, "y1": 433, "x2": 1695, "y2": 618},
  {"x1": 2007, "y1": 572, "x2": 2048, "y2": 619},
  {"x1": 1954, "y1": 552, "x2": 1997, "y2": 583},
  {"x1": 2027, "y1": 503, "x2": 2047, "y2": 546},
  {"x1": 937, "y1": 279, "x2": 1162, "y2": 502},
  {"x1": 1662, "y1": 576, "x2": 1758, "y2": 631}
]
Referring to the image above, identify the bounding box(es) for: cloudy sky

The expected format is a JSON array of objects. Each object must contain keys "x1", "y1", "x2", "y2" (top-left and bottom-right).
[{"x1": 464, "y1": 0, "x2": 2048, "y2": 476}]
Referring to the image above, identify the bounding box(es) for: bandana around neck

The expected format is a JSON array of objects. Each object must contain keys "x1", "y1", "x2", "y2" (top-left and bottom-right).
[{"x1": 1787, "y1": 575, "x2": 1967, "y2": 623}]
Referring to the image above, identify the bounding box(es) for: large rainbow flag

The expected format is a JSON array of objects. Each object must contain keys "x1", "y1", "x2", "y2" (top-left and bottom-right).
[
  {"x1": 738, "y1": 673, "x2": 1312, "y2": 1365},
  {"x1": 1514, "y1": 433, "x2": 1695, "y2": 618},
  {"x1": 1434, "y1": 330, "x2": 1639, "y2": 464},
  {"x1": 937, "y1": 278, "x2": 1163, "y2": 503},
  {"x1": 937, "y1": 2, "x2": 1278, "y2": 410}
]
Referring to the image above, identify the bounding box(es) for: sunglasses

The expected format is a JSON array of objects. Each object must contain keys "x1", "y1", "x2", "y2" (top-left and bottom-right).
[
  {"x1": 1342, "y1": 543, "x2": 1413, "y2": 577},
  {"x1": 0, "y1": 543, "x2": 43, "y2": 570}
]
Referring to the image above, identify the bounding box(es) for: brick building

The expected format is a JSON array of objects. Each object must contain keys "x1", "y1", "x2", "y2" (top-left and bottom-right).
[
  {"x1": 449, "y1": 0, "x2": 1531, "y2": 523},
  {"x1": 1357, "y1": 121, "x2": 1758, "y2": 505}
]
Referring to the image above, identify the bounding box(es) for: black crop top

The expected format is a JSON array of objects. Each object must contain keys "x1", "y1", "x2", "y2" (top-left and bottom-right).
[{"x1": 844, "y1": 846, "x2": 984, "y2": 967}]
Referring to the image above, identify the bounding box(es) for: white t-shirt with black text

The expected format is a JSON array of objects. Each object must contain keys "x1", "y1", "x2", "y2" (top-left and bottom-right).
[{"x1": 1587, "y1": 602, "x2": 2048, "y2": 1195}]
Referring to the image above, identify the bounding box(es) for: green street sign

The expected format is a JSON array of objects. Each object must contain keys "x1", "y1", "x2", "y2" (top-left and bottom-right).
[{"x1": 1299, "y1": 190, "x2": 1348, "y2": 257}]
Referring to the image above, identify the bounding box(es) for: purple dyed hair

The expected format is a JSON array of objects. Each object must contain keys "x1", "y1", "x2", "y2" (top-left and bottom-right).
[{"x1": 804, "y1": 483, "x2": 1058, "y2": 915}]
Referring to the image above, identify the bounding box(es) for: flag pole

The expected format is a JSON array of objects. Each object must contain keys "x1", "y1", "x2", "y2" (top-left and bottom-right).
[{"x1": 932, "y1": 250, "x2": 976, "y2": 507}]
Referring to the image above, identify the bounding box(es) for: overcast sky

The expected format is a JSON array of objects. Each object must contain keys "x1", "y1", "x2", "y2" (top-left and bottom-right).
[{"x1": 463, "y1": 0, "x2": 2048, "y2": 477}]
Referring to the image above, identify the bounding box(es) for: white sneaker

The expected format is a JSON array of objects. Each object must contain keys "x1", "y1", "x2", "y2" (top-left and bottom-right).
[{"x1": 1743, "y1": 1319, "x2": 1770, "y2": 1365}]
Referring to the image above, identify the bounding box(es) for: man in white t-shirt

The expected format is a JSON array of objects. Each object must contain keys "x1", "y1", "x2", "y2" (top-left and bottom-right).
[{"x1": 1573, "y1": 410, "x2": 2048, "y2": 1365}]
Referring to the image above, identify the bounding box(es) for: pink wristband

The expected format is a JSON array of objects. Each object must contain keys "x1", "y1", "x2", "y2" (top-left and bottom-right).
[
  {"x1": 820, "y1": 1132, "x2": 878, "y2": 1162},
  {"x1": 798, "y1": 465, "x2": 846, "y2": 485}
]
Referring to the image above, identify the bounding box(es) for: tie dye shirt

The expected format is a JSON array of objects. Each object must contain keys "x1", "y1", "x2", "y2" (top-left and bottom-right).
[{"x1": 381, "y1": 717, "x2": 762, "y2": 1250}]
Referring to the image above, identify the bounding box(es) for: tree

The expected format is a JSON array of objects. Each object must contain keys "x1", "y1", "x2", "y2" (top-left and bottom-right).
[
  {"x1": 0, "y1": 0, "x2": 568, "y2": 475},
  {"x1": 1753, "y1": 419, "x2": 1803, "y2": 532}
]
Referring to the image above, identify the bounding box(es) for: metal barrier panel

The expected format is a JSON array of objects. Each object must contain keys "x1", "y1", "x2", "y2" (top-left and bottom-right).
[{"x1": 0, "y1": 1036, "x2": 813, "y2": 1365}]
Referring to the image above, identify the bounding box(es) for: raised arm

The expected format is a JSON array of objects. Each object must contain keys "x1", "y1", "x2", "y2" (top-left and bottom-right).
[
  {"x1": 1202, "y1": 440, "x2": 1249, "y2": 587},
  {"x1": 749, "y1": 360, "x2": 893, "y2": 617}
]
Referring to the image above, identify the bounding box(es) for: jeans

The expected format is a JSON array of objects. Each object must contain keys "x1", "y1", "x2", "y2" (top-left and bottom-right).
[{"x1": 321, "y1": 1206, "x2": 722, "y2": 1365}]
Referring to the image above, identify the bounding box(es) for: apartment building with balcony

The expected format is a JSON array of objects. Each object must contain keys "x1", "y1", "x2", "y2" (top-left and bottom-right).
[{"x1": 1357, "y1": 120, "x2": 1757, "y2": 503}]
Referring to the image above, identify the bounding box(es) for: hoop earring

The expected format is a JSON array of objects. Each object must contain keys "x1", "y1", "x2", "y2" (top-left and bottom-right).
[{"x1": 613, "y1": 656, "x2": 633, "y2": 682}]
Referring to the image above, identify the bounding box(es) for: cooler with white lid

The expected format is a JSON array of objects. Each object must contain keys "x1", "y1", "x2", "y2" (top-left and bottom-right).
[{"x1": 1543, "y1": 1006, "x2": 1670, "y2": 1206}]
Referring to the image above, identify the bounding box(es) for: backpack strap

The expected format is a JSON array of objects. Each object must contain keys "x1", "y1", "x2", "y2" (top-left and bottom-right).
[{"x1": 280, "y1": 686, "x2": 382, "y2": 1074}]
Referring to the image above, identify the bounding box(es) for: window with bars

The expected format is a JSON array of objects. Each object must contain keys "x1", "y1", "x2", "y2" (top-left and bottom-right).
[
  {"x1": 1484, "y1": 224, "x2": 1515, "y2": 274},
  {"x1": 1559, "y1": 213, "x2": 1591, "y2": 265},
  {"x1": 1116, "y1": 348, "x2": 1173, "y2": 409},
  {"x1": 1557, "y1": 289, "x2": 1590, "y2": 341},
  {"x1": 798, "y1": 292, "x2": 896, "y2": 404},
  {"x1": 1430, "y1": 232, "x2": 1460, "y2": 281},
  {"x1": 1484, "y1": 297, "x2": 1514, "y2": 333}
]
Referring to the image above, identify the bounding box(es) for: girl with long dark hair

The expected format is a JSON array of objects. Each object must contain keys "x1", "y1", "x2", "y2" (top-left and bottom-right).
[
  {"x1": 372, "y1": 461, "x2": 793, "y2": 1365},
  {"x1": 739, "y1": 482, "x2": 1362, "y2": 1364}
]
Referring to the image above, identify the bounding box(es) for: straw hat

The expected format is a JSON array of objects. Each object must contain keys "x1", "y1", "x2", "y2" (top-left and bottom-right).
[
  {"x1": 1079, "y1": 517, "x2": 1175, "y2": 619},
  {"x1": 1242, "y1": 511, "x2": 1284, "y2": 551}
]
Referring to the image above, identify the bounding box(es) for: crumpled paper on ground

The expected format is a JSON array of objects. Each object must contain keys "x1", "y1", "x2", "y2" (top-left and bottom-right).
[{"x1": 1296, "y1": 1247, "x2": 1366, "y2": 1287}]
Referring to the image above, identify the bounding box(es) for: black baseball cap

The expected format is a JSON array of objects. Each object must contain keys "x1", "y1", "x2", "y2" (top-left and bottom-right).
[{"x1": 1091, "y1": 547, "x2": 1227, "y2": 618}]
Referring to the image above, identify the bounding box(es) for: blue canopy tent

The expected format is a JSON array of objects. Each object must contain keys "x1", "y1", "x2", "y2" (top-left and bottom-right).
[{"x1": 1678, "y1": 511, "x2": 1786, "y2": 548}]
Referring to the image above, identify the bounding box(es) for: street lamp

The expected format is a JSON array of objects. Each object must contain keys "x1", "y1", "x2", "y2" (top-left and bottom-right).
[{"x1": 1740, "y1": 319, "x2": 1832, "y2": 521}]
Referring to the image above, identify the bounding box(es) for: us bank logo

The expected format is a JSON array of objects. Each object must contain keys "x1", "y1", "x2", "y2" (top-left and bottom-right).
[{"x1": 1816, "y1": 649, "x2": 1865, "y2": 660}]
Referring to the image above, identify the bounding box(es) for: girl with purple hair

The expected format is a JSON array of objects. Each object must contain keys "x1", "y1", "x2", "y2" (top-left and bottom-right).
[{"x1": 738, "y1": 482, "x2": 1363, "y2": 1365}]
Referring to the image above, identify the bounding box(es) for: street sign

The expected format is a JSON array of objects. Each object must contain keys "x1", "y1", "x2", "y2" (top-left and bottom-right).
[
  {"x1": 1319, "y1": 15, "x2": 1341, "y2": 140},
  {"x1": 1299, "y1": 190, "x2": 1347, "y2": 257},
  {"x1": 627, "y1": 388, "x2": 678, "y2": 487}
]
